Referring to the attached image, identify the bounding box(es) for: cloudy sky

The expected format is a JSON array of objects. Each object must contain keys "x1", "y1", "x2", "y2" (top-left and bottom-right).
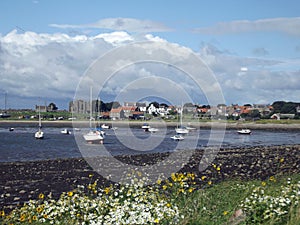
[{"x1": 0, "y1": 0, "x2": 300, "y2": 109}]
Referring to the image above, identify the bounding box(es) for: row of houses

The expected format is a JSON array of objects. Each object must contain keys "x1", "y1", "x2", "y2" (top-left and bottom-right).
[{"x1": 69, "y1": 100, "x2": 300, "y2": 120}]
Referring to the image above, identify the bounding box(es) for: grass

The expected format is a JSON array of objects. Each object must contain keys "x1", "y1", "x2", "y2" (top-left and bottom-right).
[{"x1": 0, "y1": 171, "x2": 299, "y2": 225}]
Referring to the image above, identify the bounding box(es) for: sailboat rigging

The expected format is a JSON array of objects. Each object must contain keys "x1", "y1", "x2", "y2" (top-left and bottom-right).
[
  {"x1": 83, "y1": 87, "x2": 105, "y2": 144},
  {"x1": 35, "y1": 105, "x2": 44, "y2": 139}
]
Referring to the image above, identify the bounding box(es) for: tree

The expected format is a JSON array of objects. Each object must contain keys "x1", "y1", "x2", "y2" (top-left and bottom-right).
[
  {"x1": 48, "y1": 103, "x2": 58, "y2": 111},
  {"x1": 148, "y1": 101, "x2": 159, "y2": 108}
]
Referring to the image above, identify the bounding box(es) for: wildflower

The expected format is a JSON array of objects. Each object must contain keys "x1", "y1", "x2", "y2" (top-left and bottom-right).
[
  {"x1": 208, "y1": 181, "x2": 212, "y2": 185},
  {"x1": 162, "y1": 185, "x2": 168, "y2": 190},
  {"x1": 32, "y1": 215, "x2": 37, "y2": 221},
  {"x1": 188, "y1": 187, "x2": 195, "y2": 193},
  {"x1": 279, "y1": 158, "x2": 284, "y2": 163},
  {"x1": 38, "y1": 193, "x2": 44, "y2": 199},
  {"x1": 216, "y1": 167, "x2": 221, "y2": 171},
  {"x1": 36, "y1": 206, "x2": 43, "y2": 213},
  {"x1": 223, "y1": 211, "x2": 229, "y2": 216},
  {"x1": 156, "y1": 179, "x2": 162, "y2": 185},
  {"x1": 0, "y1": 210, "x2": 5, "y2": 217},
  {"x1": 88, "y1": 174, "x2": 93, "y2": 178},
  {"x1": 154, "y1": 218, "x2": 160, "y2": 223},
  {"x1": 261, "y1": 181, "x2": 267, "y2": 187},
  {"x1": 104, "y1": 187, "x2": 110, "y2": 194},
  {"x1": 201, "y1": 175, "x2": 207, "y2": 180},
  {"x1": 212, "y1": 164, "x2": 217, "y2": 168},
  {"x1": 269, "y1": 176, "x2": 276, "y2": 182},
  {"x1": 20, "y1": 214, "x2": 26, "y2": 222},
  {"x1": 43, "y1": 214, "x2": 48, "y2": 219},
  {"x1": 68, "y1": 191, "x2": 73, "y2": 197}
]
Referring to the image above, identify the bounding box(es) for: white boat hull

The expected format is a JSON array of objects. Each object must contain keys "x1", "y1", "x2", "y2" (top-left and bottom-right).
[
  {"x1": 175, "y1": 128, "x2": 189, "y2": 134},
  {"x1": 237, "y1": 129, "x2": 251, "y2": 135},
  {"x1": 148, "y1": 127, "x2": 159, "y2": 133},
  {"x1": 83, "y1": 131, "x2": 104, "y2": 143},
  {"x1": 170, "y1": 135, "x2": 184, "y2": 141},
  {"x1": 35, "y1": 131, "x2": 44, "y2": 139},
  {"x1": 61, "y1": 129, "x2": 71, "y2": 135}
]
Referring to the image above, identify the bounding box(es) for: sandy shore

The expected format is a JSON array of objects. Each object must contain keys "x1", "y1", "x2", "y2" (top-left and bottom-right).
[
  {"x1": 1, "y1": 119, "x2": 300, "y2": 130},
  {"x1": 1, "y1": 144, "x2": 299, "y2": 212}
]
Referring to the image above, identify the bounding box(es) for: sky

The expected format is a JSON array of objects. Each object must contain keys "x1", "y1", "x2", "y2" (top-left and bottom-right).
[{"x1": 0, "y1": 0, "x2": 300, "y2": 109}]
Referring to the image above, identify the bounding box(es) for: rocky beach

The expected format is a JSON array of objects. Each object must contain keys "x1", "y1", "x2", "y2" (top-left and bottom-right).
[{"x1": 1, "y1": 144, "x2": 299, "y2": 213}]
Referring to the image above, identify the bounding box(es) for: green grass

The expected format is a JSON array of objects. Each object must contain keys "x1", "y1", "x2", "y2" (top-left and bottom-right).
[{"x1": 1, "y1": 173, "x2": 299, "y2": 225}]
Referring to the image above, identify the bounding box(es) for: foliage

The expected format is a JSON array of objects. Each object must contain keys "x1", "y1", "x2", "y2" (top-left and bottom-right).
[
  {"x1": 1, "y1": 169, "x2": 299, "y2": 225},
  {"x1": 272, "y1": 101, "x2": 299, "y2": 114}
]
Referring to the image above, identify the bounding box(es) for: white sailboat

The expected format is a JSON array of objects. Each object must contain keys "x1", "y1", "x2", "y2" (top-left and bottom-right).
[
  {"x1": 83, "y1": 87, "x2": 105, "y2": 144},
  {"x1": 237, "y1": 128, "x2": 251, "y2": 135},
  {"x1": 170, "y1": 135, "x2": 184, "y2": 141},
  {"x1": 175, "y1": 105, "x2": 189, "y2": 134},
  {"x1": 35, "y1": 105, "x2": 44, "y2": 139}
]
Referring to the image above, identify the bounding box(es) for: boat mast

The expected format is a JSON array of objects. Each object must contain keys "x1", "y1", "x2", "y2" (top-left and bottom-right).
[{"x1": 89, "y1": 86, "x2": 92, "y2": 129}]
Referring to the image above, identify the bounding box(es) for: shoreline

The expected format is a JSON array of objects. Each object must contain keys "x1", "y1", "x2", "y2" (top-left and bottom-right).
[
  {"x1": 1, "y1": 119, "x2": 300, "y2": 130},
  {"x1": 1, "y1": 144, "x2": 299, "y2": 211}
]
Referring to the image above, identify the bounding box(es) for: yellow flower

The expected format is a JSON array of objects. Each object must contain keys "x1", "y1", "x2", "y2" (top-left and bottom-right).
[
  {"x1": 20, "y1": 214, "x2": 26, "y2": 222},
  {"x1": 166, "y1": 203, "x2": 171, "y2": 208},
  {"x1": 36, "y1": 206, "x2": 43, "y2": 213},
  {"x1": 261, "y1": 181, "x2": 267, "y2": 186},
  {"x1": 39, "y1": 193, "x2": 44, "y2": 199},
  {"x1": 154, "y1": 218, "x2": 160, "y2": 223},
  {"x1": 216, "y1": 167, "x2": 221, "y2": 171},
  {"x1": 208, "y1": 181, "x2": 212, "y2": 185},
  {"x1": 279, "y1": 158, "x2": 284, "y2": 163},
  {"x1": 188, "y1": 187, "x2": 195, "y2": 193},
  {"x1": 43, "y1": 214, "x2": 48, "y2": 219},
  {"x1": 212, "y1": 164, "x2": 217, "y2": 168},
  {"x1": 32, "y1": 215, "x2": 37, "y2": 221},
  {"x1": 104, "y1": 187, "x2": 110, "y2": 194},
  {"x1": 156, "y1": 179, "x2": 162, "y2": 185},
  {"x1": 68, "y1": 191, "x2": 74, "y2": 197},
  {"x1": 223, "y1": 211, "x2": 229, "y2": 216},
  {"x1": 201, "y1": 175, "x2": 207, "y2": 180},
  {"x1": 269, "y1": 176, "x2": 276, "y2": 182},
  {"x1": 0, "y1": 210, "x2": 5, "y2": 217},
  {"x1": 162, "y1": 185, "x2": 168, "y2": 190},
  {"x1": 88, "y1": 174, "x2": 93, "y2": 178}
]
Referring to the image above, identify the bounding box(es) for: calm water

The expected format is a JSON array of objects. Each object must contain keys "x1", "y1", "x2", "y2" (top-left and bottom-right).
[{"x1": 0, "y1": 126, "x2": 299, "y2": 162}]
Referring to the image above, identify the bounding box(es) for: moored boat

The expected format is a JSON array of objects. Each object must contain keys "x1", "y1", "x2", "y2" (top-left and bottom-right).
[{"x1": 237, "y1": 129, "x2": 251, "y2": 135}]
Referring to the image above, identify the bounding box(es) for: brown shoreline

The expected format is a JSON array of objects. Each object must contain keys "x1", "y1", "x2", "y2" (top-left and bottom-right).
[
  {"x1": 1, "y1": 120, "x2": 300, "y2": 130},
  {"x1": 1, "y1": 144, "x2": 299, "y2": 212}
]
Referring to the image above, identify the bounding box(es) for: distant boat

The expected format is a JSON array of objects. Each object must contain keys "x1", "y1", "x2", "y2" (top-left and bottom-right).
[
  {"x1": 148, "y1": 127, "x2": 159, "y2": 133},
  {"x1": 237, "y1": 129, "x2": 251, "y2": 135},
  {"x1": 35, "y1": 105, "x2": 44, "y2": 139},
  {"x1": 61, "y1": 128, "x2": 71, "y2": 135},
  {"x1": 170, "y1": 135, "x2": 184, "y2": 141},
  {"x1": 83, "y1": 87, "x2": 105, "y2": 144},
  {"x1": 175, "y1": 105, "x2": 189, "y2": 134},
  {"x1": 141, "y1": 123, "x2": 150, "y2": 131},
  {"x1": 101, "y1": 124, "x2": 110, "y2": 129},
  {"x1": 9, "y1": 127, "x2": 14, "y2": 132}
]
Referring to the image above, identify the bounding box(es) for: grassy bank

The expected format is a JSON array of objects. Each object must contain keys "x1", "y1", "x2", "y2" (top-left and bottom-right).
[{"x1": 1, "y1": 172, "x2": 299, "y2": 225}]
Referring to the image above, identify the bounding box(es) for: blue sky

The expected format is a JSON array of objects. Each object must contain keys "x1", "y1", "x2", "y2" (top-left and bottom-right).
[{"x1": 0, "y1": 0, "x2": 300, "y2": 109}]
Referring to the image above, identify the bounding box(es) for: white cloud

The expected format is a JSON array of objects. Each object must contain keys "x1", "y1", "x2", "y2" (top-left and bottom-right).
[
  {"x1": 50, "y1": 17, "x2": 173, "y2": 33},
  {"x1": 198, "y1": 44, "x2": 300, "y2": 104},
  {"x1": 194, "y1": 17, "x2": 300, "y2": 36},
  {"x1": 0, "y1": 29, "x2": 299, "y2": 109}
]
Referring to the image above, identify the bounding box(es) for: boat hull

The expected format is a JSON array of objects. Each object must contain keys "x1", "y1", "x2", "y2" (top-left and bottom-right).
[
  {"x1": 237, "y1": 129, "x2": 251, "y2": 135},
  {"x1": 83, "y1": 131, "x2": 104, "y2": 144},
  {"x1": 35, "y1": 131, "x2": 44, "y2": 139}
]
